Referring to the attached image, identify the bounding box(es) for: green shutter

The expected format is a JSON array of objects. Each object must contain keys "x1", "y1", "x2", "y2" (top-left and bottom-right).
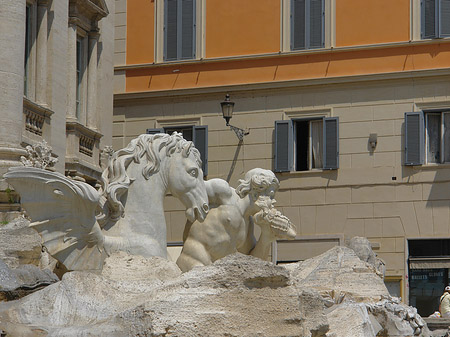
[
  {"x1": 193, "y1": 125, "x2": 208, "y2": 176},
  {"x1": 275, "y1": 120, "x2": 293, "y2": 172},
  {"x1": 323, "y1": 117, "x2": 339, "y2": 170},
  {"x1": 405, "y1": 112, "x2": 424, "y2": 165}
]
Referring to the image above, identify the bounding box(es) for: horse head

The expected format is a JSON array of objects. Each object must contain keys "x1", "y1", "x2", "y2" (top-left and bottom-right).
[
  {"x1": 166, "y1": 137, "x2": 209, "y2": 223},
  {"x1": 99, "y1": 133, "x2": 209, "y2": 225}
]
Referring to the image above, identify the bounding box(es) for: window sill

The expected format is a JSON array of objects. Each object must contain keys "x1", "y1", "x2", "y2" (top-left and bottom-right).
[
  {"x1": 418, "y1": 163, "x2": 450, "y2": 169},
  {"x1": 407, "y1": 163, "x2": 450, "y2": 170},
  {"x1": 277, "y1": 168, "x2": 336, "y2": 176}
]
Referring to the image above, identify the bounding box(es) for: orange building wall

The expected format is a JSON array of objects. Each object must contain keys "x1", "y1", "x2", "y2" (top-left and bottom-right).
[
  {"x1": 205, "y1": 0, "x2": 281, "y2": 58},
  {"x1": 126, "y1": 43, "x2": 450, "y2": 92},
  {"x1": 335, "y1": 0, "x2": 410, "y2": 47},
  {"x1": 126, "y1": 0, "x2": 155, "y2": 65}
]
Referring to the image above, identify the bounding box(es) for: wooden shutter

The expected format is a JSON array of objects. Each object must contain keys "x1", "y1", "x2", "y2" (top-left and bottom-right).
[
  {"x1": 291, "y1": 0, "x2": 306, "y2": 50},
  {"x1": 164, "y1": 0, "x2": 178, "y2": 60},
  {"x1": 440, "y1": 0, "x2": 450, "y2": 36},
  {"x1": 193, "y1": 125, "x2": 208, "y2": 176},
  {"x1": 323, "y1": 117, "x2": 339, "y2": 170},
  {"x1": 275, "y1": 120, "x2": 293, "y2": 172},
  {"x1": 422, "y1": 0, "x2": 437, "y2": 38},
  {"x1": 146, "y1": 128, "x2": 164, "y2": 135},
  {"x1": 405, "y1": 111, "x2": 425, "y2": 165},
  {"x1": 405, "y1": 112, "x2": 424, "y2": 166},
  {"x1": 309, "y1": 0, "x2": 324, "y2": 48},
  {"x1": 181, "y1": 0, "x2": 196, "y2": 59}
]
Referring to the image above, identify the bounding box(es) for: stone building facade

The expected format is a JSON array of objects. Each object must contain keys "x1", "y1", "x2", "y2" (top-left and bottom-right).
[
  {"x1": 113, "y1": 0, "x2": 450, "y2": 316},
  {"x1": 0, "y1": 0, "x2": 114, "y2": 202}
]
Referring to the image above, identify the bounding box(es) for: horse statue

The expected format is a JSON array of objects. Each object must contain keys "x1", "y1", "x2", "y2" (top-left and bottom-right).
[{"x1": 4, "y1": 133, "x2": 209, "y2": 271}]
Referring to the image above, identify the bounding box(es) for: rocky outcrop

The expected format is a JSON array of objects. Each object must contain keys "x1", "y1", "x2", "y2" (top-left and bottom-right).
[
  {"x1": 0, "y1": 216, "x2": 42, "y2": 268},
  {"x1": 0, "y1": 246, "x2": 431, "y2": 337},
  {"x1": 347, "y1": 236, "x2": 386, "y2": 278},
  {"x1": 287, "y1": 246, "x2": 389, "y2": 303},
  {"x1": 0, "y1": 259, "x2": 58, "y2": 301}
]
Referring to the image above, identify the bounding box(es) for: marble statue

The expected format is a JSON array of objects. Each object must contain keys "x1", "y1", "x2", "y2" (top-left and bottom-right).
[
  {"x1": 4, "y1": 133, "x2": 209, "y2": 271},
  {"x1": 177, "y1": 168, "x2": 296, "y2": 272},
  {"x1": 20, "y1": 140, "x2": 58, "y2": 169}
]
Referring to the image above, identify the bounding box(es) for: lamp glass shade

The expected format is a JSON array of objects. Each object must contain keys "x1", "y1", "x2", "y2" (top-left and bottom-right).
[{"x1": 221, "y1": 101, "x2": 234, "y2": 119}]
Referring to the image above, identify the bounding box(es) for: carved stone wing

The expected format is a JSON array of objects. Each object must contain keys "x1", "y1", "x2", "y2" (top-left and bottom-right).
[{"x1": 4, "y1": 166, "x2": 107, "y2": 271}]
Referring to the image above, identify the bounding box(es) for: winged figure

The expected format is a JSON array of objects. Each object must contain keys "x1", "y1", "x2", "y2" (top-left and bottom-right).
[{"x1": 5, "y1": 133, "x2": 209, "y2": 271}]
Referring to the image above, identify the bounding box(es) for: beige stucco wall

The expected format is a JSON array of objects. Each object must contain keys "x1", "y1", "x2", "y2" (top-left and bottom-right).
[{"x1": 114, "y1": 73, "x2": 450, "y2": 299}]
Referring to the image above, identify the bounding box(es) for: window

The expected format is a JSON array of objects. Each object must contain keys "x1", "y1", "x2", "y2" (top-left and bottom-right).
[
  {"x1": 164, "y1": 0, "x2": 196, "y2": 61},
  {"x1": 405, "y1": 110, "x2": 450, "y2": 165},
  {"x1": 75, "y1": 35, "x2": 87, "y2": 121},
  {"x1": 291, "y1": 0, "x2": 324, "y2": 50},
  {"x1": 24, "y1": 4, "x2": 33, "y2": 96},
  {"x1": 274, "y1": 117, "x2": 339, "y2": 172},
  {"x1": 421, "y1": 0, "x2": 450, "y2": 39},
  {"x1": 147, "y1": 125, "x2": 208, "y2": 175}
]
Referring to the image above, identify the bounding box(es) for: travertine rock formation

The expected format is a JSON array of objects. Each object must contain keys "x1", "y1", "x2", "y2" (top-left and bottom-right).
[
  {"x1": 0, "y1": 246, "x2": 430, "y2": 337},
  {"x1": 0, "y1": 216, "x2": 42, "y2": 268}
]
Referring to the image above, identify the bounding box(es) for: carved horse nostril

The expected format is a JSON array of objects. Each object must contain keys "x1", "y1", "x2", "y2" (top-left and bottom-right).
[{"x1": 202, "y1": 203, "x2": 209, "y2": 213}]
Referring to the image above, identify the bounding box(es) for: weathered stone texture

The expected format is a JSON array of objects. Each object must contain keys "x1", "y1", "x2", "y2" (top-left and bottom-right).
[
  {"x1": 0, "y1": 217, "x2": 41, "y2": 268},
  {"x1": 0, "y1": 248, "x2": 432, "y2": 337}
]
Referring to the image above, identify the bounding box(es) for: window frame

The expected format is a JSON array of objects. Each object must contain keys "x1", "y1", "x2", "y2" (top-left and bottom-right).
[
  {"x1": 156, "y1": 0, "x2": 204, "y2": 63},
  {"x1": 146, "y1": 125, "x2": 208, "y2": 176},
  {"x1": 424, "y1": 109, "x2": 450, "y2": 164},
  {"x1": 421, "y1": 0, "x2": 450, "y2": 39},
  {"x1": 405, "y1": 108, "x2": 450, "y2": 166},
  {"x1": 75, "y1": 32, "x2": 88, "y2": 123},
  {"x1": 274, "y1": 116, "x2": 339, "y2": 172},
  {"x1": 24, "y1": 1, "x2": 37, "y2": 99},
  {"x1": 293, "y1": 117, "x2": 324, "y2": 171},
  {"x1": 290, "y1": 0, "x2": 325, "y2": 51},
  {"x1": 282, "y1": 0, "x2": 333, "y2": 52}
]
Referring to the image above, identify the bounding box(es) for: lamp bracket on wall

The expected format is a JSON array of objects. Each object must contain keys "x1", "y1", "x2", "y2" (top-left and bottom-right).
[
  {"x1": 228, "y1": 124, "x2": 249, "y2": 141},
  {"x1": 220, "y1": 93, "x2": 249, "y2": 141}
]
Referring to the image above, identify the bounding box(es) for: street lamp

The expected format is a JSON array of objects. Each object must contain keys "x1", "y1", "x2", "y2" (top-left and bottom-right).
[{"x1": 220, "y1": 94, "x2": 249, "y2": 141}]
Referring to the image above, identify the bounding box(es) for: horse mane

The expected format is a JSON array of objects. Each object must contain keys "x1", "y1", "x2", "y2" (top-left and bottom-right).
[{"x1": 97, "y1": 133, "x2": 201, "y2": 226}]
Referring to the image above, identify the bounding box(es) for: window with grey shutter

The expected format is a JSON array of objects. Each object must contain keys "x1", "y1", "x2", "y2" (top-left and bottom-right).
[
  {"x1": 405, "y1": 112, "x2": 424, "y2": 165},
  {"x1": 275, "y1": 120, "x2": 293, "y2": 172},
  {"x1": 164, "y1": 0, "x2": 196, "y2": 61},
  {"x1": 422, "y1": 0, "x2": 450, "y2": 38},
  {"x1": 441, "y1": 0, "x2": 450, "y2": 36},
  {"x1": 291, "y1": 0, "x2": 324, "y2": 50},
  {"x1": 193, "y1": 125, "x2": 208, "y2": 176},
  {"x1": 422, "y1": 0, "x2": 437, "y2": 38},
  {"x1": 323, "y1": 117, "x2": 339, "y2": 170},
  {"x1": 146, "y1": 128, "x2": 164, "y2": 135}
]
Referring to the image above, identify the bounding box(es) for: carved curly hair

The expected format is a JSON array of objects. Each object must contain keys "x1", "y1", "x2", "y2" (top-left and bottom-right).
[
  {"x1": 235, "y1": 168, "x2": 279, "y2": 199},
  {"x1": 97, "y1": 133, "x2": 201, "y2": 226}
]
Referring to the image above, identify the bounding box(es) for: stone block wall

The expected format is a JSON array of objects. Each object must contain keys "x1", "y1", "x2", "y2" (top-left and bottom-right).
[{"x1": 114, "y1": 73, "x2": 450, "y2": 301}]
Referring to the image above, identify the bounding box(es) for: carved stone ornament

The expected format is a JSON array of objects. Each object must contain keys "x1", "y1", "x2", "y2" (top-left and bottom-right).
[
  {"x1": 6, "y1": 133, "x2": 209, "y2": 272},
  {"x1": 20, "y1": 140, "x2": 58, "y2": 170}
]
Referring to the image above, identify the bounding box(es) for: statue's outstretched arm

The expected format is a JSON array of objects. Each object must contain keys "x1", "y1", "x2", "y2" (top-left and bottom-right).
[{"x1": 5, "y1": 167, "x2": 108, "y2": 271}]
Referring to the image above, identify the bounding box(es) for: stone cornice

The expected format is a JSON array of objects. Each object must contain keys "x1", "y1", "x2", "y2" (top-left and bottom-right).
[
  {"x1": 66, "y1": 120, "x2": 103, "y2": 140},
  {"x1": 114, "y1": 67, "x2": 450, "y2": 104},
  {"x1": 23, "y1": 97, "x2": 54, "y2": 118},
  {"x1": 69, "y1": 0, "x2": 109, "y2": 32}
]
